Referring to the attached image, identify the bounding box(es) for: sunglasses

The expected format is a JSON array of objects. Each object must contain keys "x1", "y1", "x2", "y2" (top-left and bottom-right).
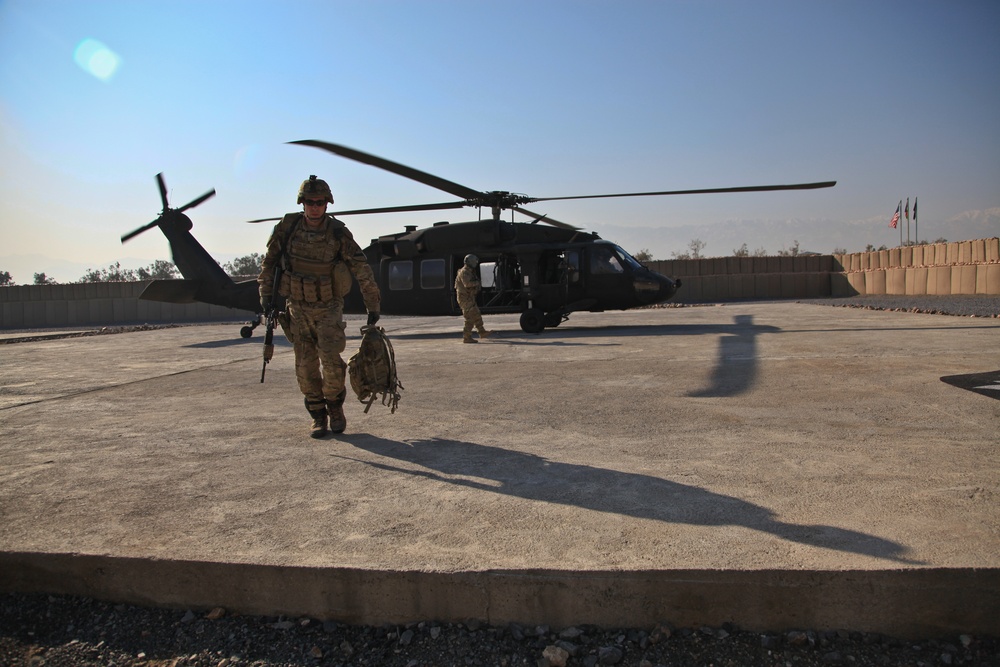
[{"x1": 303, "y1": 199, "x2": 327, "y2": 207}]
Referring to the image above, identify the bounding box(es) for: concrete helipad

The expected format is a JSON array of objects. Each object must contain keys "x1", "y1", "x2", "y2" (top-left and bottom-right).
[{"x1": 1, "y1": 302, "x2": 998, "y2": 637}]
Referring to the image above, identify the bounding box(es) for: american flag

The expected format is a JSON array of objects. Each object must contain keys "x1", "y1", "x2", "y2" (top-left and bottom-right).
[{"x1": 889, "y1": 202, "x2": 900, "y2": 229}]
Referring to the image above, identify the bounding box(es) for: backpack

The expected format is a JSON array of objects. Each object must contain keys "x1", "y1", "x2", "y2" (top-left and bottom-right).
[{"x1": 348, "y1": 325, "x2": 403, "y2": 413}]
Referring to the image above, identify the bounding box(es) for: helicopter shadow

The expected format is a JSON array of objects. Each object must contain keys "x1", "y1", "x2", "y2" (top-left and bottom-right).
[{"x1": 337, "y1": 435, "x2": 921, "y2": 565}]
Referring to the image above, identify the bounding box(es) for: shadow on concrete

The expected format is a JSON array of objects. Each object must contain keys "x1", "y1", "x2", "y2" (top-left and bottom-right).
[
  {"x1": 338, "y1": 435, "x2": 922, "y2": 565},
  {"x1": 687, "y1": 314, "x2": 762, "y2": 397}
]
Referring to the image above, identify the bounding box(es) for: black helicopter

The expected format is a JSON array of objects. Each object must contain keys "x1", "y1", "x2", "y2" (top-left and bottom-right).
[{"x1": 121, "y1": 141, "x2": 835, "y2": 335}]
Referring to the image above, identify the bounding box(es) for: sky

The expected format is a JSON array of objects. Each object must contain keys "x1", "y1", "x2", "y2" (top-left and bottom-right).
[{"x1": 1, "y1": 0, "x2": 998, "y2": 284}]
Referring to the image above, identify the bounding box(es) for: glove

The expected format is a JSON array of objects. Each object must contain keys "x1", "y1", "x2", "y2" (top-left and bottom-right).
[{"x1": 367, "y1": 311, "x2": 380, "y2": 326}]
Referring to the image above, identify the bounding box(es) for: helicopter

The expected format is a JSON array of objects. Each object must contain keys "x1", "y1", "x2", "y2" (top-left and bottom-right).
[{"x1": 121, "y1": 141, "x2": 836, "y2": 335}]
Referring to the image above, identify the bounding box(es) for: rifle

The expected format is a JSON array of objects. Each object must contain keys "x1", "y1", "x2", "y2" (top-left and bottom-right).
[{"x1": 260, "y1": 266, "x2": 283, "y2": 383}]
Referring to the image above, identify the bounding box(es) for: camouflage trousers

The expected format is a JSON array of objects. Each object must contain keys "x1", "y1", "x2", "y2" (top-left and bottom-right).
[
  {"x1": 287, "y1": 299, "x2": 347, "y2": 413},
  {"x1": 458, "y1": 296, "x2": 484, "y2": 333}
]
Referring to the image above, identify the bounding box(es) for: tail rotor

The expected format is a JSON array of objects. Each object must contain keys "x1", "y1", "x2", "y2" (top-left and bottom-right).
[{"x1": 121, "y1": 173, "x2": 216, "y2": 243}]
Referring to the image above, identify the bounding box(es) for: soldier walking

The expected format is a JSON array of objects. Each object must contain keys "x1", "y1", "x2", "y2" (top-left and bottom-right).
[
  {"x1": 454, "y1": 254, "x2": 494, "y2": 343},
  {"x1": 258, "y1": 176, "x2": 381, "y2": 438}
]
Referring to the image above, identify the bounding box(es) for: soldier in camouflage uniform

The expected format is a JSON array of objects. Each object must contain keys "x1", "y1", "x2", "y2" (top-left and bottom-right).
[
  {"x1": 454, "y1": 254, "x2": 494, "y2": 343},
  {"x1": 259, "y1": 176, "x2": 381, "y2": 438}
]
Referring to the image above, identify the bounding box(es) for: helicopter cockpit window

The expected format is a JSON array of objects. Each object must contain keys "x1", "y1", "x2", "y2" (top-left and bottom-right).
[
  {"x1": 388, "y1": 261, "x2": 413, "y2": 290},
  {"x1": 420, "y1": 259, "x2": 446, "y2": 290},
  {"x1": 613, "y1": 245, "x2": 643, "y2": 271},
  {"x1": 591, "y1": 246, "x2": 624, "y2": 274}
]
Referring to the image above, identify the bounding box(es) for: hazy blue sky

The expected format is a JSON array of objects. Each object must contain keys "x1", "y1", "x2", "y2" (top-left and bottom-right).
[{"x1": 2, "y1": 0, "x2": 998, "y2": 283}]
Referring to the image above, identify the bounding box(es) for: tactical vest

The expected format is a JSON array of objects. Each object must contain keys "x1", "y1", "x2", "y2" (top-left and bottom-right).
[{"x1": 277, "y1": 214, "x2": 353, "y2": 303}]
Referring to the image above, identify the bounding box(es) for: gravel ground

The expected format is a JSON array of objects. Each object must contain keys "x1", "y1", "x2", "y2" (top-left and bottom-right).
[
  {"x1": 796, "y1": 295, "x2": 1000, "y2": 318},
  {"x1": 2, "y1": 593, "x2": 997, "y2": 667}
]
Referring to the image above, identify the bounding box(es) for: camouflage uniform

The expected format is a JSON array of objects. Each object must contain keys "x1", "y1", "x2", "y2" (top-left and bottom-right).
[
  {"x1": 454, "y1": 260, "x2": 492, "y2": 343},
  {"x1": 259, "y1": 212, "x2": 380, "y2": 434}
]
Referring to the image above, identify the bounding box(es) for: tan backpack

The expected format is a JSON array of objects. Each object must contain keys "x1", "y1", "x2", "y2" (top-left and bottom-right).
[{"x1": 348, "y1": 325, "x2": 403, "y2": 413}]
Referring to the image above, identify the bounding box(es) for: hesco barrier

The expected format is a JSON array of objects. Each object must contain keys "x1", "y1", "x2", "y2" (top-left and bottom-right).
[
  {"x1": 0, "y1": 281, "x2": 253, "y2": 329},
  {"x1": 2, "y1": 239, "x2": 998, "y2": 328},
  {"x1": 650, "y1": 237, "x2": 999, "y2": 302}
]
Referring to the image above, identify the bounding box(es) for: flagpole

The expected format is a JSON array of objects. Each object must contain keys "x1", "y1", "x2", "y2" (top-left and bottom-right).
[
  {"x1": 914, "y1": 197, "x2": 918, "y2": 244},
  {"x1": 899, "y1": 200, "x2": 902, "y2": 246},
  {"x1": 905, "y1": 197, "x2": 910, "y2": 246}
]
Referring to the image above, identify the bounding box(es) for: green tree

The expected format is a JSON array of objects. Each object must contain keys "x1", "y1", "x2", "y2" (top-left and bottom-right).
[
  {"x1": 33, "y1": 272, "x2": 57, "y2": 285},
  {"x1": 79, "y1": 262, "x2": 136, "y2": 282},
  {"x1": 135, "y1": 260, "x2": 178, "y2": 280},
  {"x1": 672, "y1": 238, "x2": 706, "y2": 260},
  {"x1": 0, "y1": 270, "x2": 13, "y2": 286},
  {"x1": 776, "y1": 240, "x2": 801, "y2": 257},
  {"x1": 223, "y1": 252, "x2": 263, "y2": 277},
  {"x1": 632, "y1": 248, "x2": 653, "y2": 263}
]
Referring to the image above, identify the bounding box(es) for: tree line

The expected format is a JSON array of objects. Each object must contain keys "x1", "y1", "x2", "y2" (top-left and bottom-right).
[
  {"x1": 633, "y1": 237, "x2": 949, "y2": 262},
  {"x1": 0, "y1": 253, "x2": 264, "y2": 287}
]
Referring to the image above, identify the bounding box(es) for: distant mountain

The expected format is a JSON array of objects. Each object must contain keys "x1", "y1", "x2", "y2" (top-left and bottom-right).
[{"x1": 590, "y1": 208, "x2": 1000, "y2": 259}]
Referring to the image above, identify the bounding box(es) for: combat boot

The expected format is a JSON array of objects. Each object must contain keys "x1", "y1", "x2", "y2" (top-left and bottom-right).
[
  {"x1": 462, "y1": 332, "x2": 478, "y2": 343},
  {"x1": 308, "y1": 409, "x2": 329, "y2": 439},
  {"x1": 477, "y1": 326, "x2": 494, "y2": 339},
  {"x1": 327, "y1": 398, "x2": 347, "y2": 434}
]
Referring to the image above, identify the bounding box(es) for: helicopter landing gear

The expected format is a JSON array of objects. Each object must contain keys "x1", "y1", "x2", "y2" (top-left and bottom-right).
[
  {"x1": 543, "y1": 312, "x2": 566, "y2": 328},
  {"x1": 240, "y1": 314, "x2": 263, "y2": 339},
  {"x1": 519, "y1": 308, "x2": 545, "y2": 334}
]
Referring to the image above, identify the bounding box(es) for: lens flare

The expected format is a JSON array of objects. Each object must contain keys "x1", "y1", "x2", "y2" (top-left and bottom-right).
[{"x1": 74, "y1": 38, "x2": 121, "y2": 82}]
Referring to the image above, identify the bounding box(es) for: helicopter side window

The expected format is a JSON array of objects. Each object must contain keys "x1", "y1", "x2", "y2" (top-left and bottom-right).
[
  {"x1": 388, "y1": 261, "x2": 413, "y2": 290},
  {"x1": 479, "y1": 262, "x2": 497, "y2": 289},
  {"x1": 591, "y1": 246, "x2": 624, "y2": 275},
  {"x1": 420, "y1": 259, "x2": 446, "y2": 289},
  {"x1": 565, "y1": 250, "x2": 580, "y2": 284}
]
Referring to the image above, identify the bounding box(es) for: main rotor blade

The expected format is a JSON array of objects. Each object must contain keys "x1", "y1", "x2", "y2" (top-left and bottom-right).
[
  {"x1": 514, "y1": 207, "x2": 579, "y2": 230},
  {"x1": 246, "y1": 216, "x2": 282, "y2": 224},
  {"x1": 156, "y1": 173, "x2": 169, "y2": 211},
  {"x1": 121, "y1": 218, "x2": 161, "y2": 243},
  {"x1": 529, "y1": 181, "x2": 837, "y2": 204},
  {"x1": 176, "y1": 189, "x2": 216, "y2": 213},
  {"x1": 289, "y1": 140, "x2": 483, "y2": 201},
  {"x1": 333, "y1": 201, "x2": 469, "y2": 216}
]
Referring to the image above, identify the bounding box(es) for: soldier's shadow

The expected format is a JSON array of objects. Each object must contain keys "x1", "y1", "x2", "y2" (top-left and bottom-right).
[{"x1": 338, "y1": 435, "x2": 921, "y2": 564}]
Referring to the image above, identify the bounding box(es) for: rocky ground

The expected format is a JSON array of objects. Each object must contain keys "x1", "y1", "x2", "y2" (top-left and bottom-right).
[
  {"x1": 1, "y1": 593, "x2": 997, "y2": 667},
  {"x1": 797, "y1": 295, "x2": 1000, "y2": 319}
]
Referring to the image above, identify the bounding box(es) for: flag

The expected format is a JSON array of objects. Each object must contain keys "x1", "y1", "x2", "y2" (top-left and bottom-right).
[
  {"x1": 905, "y1": 197, "x2": 910, "y2": 222},
  {"x1": 889, "y1": 202, "x2": 900, "y2": 228},
  {"x1": 913, "y1": 197, "x2": 918, "y2": 222}
]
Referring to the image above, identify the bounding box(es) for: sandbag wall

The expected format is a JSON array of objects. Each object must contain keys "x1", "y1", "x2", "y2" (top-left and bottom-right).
[
  {"x1": 0, "y1": 281, "x2": 249, "y2": 329},
  {"x1": 649, "y1": 237, "x2": 1000, "y2": 302},
  {"x1": 830, "y1": 238, "x2": 1000, "y2": 297},
  {"x1": 649, "y1": 254, "x2": 835, "y2": 302}
]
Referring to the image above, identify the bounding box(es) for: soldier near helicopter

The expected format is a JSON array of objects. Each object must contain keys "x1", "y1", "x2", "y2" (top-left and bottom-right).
[
  {"x1": 454, "y1": 254, "x2": 494, "y2": 343},
  {"x1": 258, "y1": 175, "x2": 381, "y2": 438}
]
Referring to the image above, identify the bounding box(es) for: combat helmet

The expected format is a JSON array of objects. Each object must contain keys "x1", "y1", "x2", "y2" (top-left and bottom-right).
[
  {"x1": 297, "y1": 175, "x2": 334, "y2": 205},
  {"x1": 464, "y1": 254, "x2": 479, "y2": 268}
]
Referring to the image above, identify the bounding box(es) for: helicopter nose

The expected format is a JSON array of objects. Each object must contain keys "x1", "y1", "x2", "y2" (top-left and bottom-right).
[{"x1": 634, "y1": 272, "x2": 680, "y2": 305}]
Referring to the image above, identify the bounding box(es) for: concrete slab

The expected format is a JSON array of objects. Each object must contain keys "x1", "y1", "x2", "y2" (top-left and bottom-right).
[{"x1": 1, "y1": 303, "x2": 998, "y2": 637}]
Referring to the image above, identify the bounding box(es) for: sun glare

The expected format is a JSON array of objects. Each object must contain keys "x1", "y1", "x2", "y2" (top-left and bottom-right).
[{"x1": 73, "y1": 38, "x2": 121, "y2": 82}]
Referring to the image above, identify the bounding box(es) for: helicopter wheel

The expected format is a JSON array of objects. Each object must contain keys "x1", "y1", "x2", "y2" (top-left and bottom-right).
[
  {"x1": 520, "y1": 308, "x2": 545, "y2": 334},
  {"x1": 240, "y1": 325, "x2": 254, "y2": 338}
]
